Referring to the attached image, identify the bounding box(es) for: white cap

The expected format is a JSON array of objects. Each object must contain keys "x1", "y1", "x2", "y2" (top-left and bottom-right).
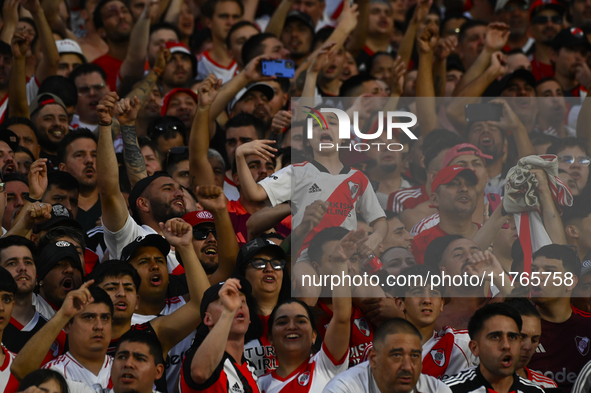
[
  {"x1": 227, "y1": 83, "x2": 275, "y2": 113},
  {"x1": 55, "y1": 39, "x2": 87, "y2": 61}
]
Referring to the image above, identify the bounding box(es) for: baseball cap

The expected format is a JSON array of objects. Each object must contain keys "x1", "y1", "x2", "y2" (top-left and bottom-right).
[
  {"x1": 285, "y1": 11, "x2": 316, "y2": 33},
  {"x1": 55, "y1": 39, "x2": 88, "y2": 63},
  {"x1": 529, "y1": 0, "x2": 565, "y2": 19},
  {"x1": 199, "y1": 277, "x2": 252, "y2": 319},
  {"x1": 228, "y1": 83, "x2": 275, "y2": 112},
  {"x1": 0, "y1": 128, "x2": 19, "y2": 151},
  {"x1": 120, "y1": 234, "x2": 171, "y2": 263},
  {"x1": 431, "y1": 165, "x2": 478, "y2": 192},
  {"x1": 165, "y1": 41, "x2": 197, "y2": 77},
  {"x1": 235, "y1": 237, "x2": 287, "y2": 275},
  {"x1": 36, "y1": 240, "x2": 83, "y2": 281},
  {"x1": 552, "y1": 27, "x2": 591, "y2": 51},
  {"x1": 183, "y1": 210, "x2": 215, "y2": 227},
  {"x1": 442, "y1": 143, "x2": 493, "y2": 167},
  {"x1": 29, "y1": 93, "x2": 68, "y2": 117},
  {"x1": 33, "y1": 204, "x2": 82, "y2": 234},
  {"x1": 160, "y1": 88, "x2": 199, "y2": 116},
  {"x1": 128, "y1": 172, "x2": 172, "y2": 219},
  {"x1": 495, "y1": 0, "x2": 528, "y2": 13},
  {"x1": 496, "y1": 68, "x2": 537, "y2": 95}
]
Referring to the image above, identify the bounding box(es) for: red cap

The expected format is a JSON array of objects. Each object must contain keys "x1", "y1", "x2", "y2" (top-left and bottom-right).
[
  {"x1": 165, "y1": 41, "x2": 192, "y2": 56},
  {"x1": 183, "y1": 210, "x2": 214, "y2": 227},
  {"x1": 431, "y1": 166, "x2": 478, "y2": 192},
  {"x1": 529, "y1": 0, "x2": 565, "y2": 19},
  {"x1": 442, "y1": 143, "x2": 493, "y2": 167},
  {"x1": 160, "y1": 88, "x2": 199, "y2": 116}
]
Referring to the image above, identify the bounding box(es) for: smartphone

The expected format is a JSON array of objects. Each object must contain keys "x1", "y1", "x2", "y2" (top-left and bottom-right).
[
  {"x1": 262, "y1": 59, "x2": 296, "y2": 78},
  {"x1": 465, "y1": 103, "x2": 503, "y2": 123}
]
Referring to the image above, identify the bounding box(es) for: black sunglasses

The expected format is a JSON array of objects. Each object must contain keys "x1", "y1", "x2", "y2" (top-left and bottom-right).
[
  {"x1": 250, "y1": 258, "x2": 286, "y2": 270},
  {"x1": 193, "y1": 227, "x2": 217, "y2": 240}
]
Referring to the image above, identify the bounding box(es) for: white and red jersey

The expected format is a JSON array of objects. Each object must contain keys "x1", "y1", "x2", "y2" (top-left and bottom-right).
[
  {"x1": 411, "y1": 213, "x2": 440, "y2": 236},
  {"x1": 43, "y1": 352, "x2": 113, "y2": 391},
  {"x1": 0, "y1": 76, "x2": 40, "y2": 123},
  {"x1": 33, "y1": 293, "x2": 58, "y2": 320},
  {"x1": 133, "y1": 296, "x2": 196, "y2": 393},
  {"x1": 224, "y1": 175, "x2": 240, "y2": 201},
  {"x1": 244, "y1": 315, "x2": 278, "y2": 377},
  {"x1": 524, "y1": 367, "x2": 558, "y2": 389},
  {"x1": 0, "y1": 346, "x2": 18, "y2": 393},
  {"x1": 387, "y1": 185, "x2": 429, "y2": 213},
  {"x1": 258, "y1": 161, "x2": 385, "y2": 254},
  {"x1": 422, "y1": 327, "x2": 478, "y2": 379},
  {"x1": 197, "y1": 51, "x2": 238, "y2": 84},
  {"x1": 257, "y1": 342, "x2": 348, "y2": 393}
]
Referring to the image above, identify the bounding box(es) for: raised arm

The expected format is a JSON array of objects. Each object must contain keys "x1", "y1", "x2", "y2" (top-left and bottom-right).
[
  {"x1": 415, "y1": 24, "x2": 439, "y2": 137},
  {"x1": 0, "y1": 0, "x2": 19, "y2": 45},
  {"x1": 576, "y1": 82, "x2": 591, "y2": 154},
  {"x1": 163, "y1": 0, "x2": 183, "y2": 23},
  {"x1": 397, "y1": 0, "x2": 431, "y2": 70},
  {"x1": 152, "y1": 218, "x2": 210, "y2": 355},
  {"x1": 23, "y1": 0, "x2": 59, "y2": 84},
  {"x1": 346, "y1": 0, "x2": 370, "y2": 58},
  {"x1": 246, "y1": 203, "x2": 291, "y2": 240},
  {"x1": 196, "y1": 185, "x2": 240, "y2": 284},
  {"x1": 190, "y1": 279, "x2": 245, "y2": 384},
  {"x1": 530, "y1": 169, "x2": 567, "y2": 245},
  {"x1": 97, "y1": 92, "x2": 130, "y2": 232},
  {"x1": 11, "y1": 282, "x2": 95, "y2": 379},
  {"x1": 190, "y1": 74, "x2": 222, "y2": 188},
  {"x1": 235, "y1": 140, "x2": 277, "y2": 203},
  {"x1": 119, "y1": 0, "x2": 159, "y2": 89},
  {"x1": 323, "y1": 230, "x2": 360, "y2": 361},
  {"x1": 8, "y1": 32, "x2": 30, "y2": 118},
  {"x1": 264, "y1": 0, "x2": 292, "y2": 36}
]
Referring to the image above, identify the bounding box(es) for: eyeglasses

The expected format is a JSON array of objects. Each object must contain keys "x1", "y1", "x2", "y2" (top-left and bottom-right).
[
  {"x1": 0, "y1": 182, "x2": 4, "y2": 192},
  {"x1": 77, "y1": 83, "x2": 106, "y2": 96},
  {"x1": 250, "y1": 258, "x2": 286, "y2": 270},
  {"x1": 532, "y1": 15, "x2": 562, "y2": 25},
  {"x1": 501, "y1": 3, "x2": 528, "y2": 12},
  {"x1": 558, "y1": 154, "x2": 591, "y2": 166},
  {"x1": 154, "y1": 122, "x2": 184, "y2": 134},
  {"x1": 193, "y1": 227, "x2": 217, "y2": 240}
]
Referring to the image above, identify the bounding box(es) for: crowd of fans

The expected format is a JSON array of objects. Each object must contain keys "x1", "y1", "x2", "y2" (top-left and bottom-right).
[{"x1": 0, "y1": 0, "x2": 590, "y2": 391}]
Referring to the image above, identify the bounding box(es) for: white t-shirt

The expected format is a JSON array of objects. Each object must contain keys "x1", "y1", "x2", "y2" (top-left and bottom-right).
[
  {"x1": 132, "y1": 297, "x2": 196, "y2": 393},
  {"x1": 102, "y1": 214, "x2": 183, "y2": 274},
  {"x1": 43, "y1": 352, "x2": 113, "y2": 391},
  {"x1": 259, "y1": 161, "x2": 385, "y2": 253},
  {"x1": 197, "y1": 51, "x2": 238, "y2": 84},
  {"x1": 323, "y1": 361, "x2": 453, "y2": 393},
  {"x1": 257, "y1": 342, "x2": 349, "y2": 393}
]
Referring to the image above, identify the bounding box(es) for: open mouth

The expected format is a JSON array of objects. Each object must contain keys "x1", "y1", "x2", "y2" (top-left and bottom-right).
[
  {"x1": 263, "y1": 275, "x2": 276, "y2": 283},
  {"x1": 120, "y1": 373, "x2": 136, "y2": 382},
  {"x1": 531, "y1": 286, "x2": 542, "y2": 296},
  {"x1": 4, "y1": 164, "x2": 15, "y2": 173},
  {"x1": 150, "y1": 274, "x2": 163, "y2": 286},
  {"x1": 421, "y1": 308, "x2": 432, "y2": 315},
  {"x1": 235, "y1": 312, "x2": 246, "y2": 321},
  {"x1": 172, "y1": 199, "x2": 185, "y2": 208},
  {"x1": 203, "y1": 246, "x2": 217, "y2": 256},
  {"x1": 286, "y1": 333, "x2": 300, "y2": 340},
  {"x1": 480, "y1": 135, "x2": 492, "y2": 146},
  {"x1": 501, "y1": 355, "x2": 512, "y2": 367},
  {"x1": 320, "y1": 133, "x2": 333, "y2": 143},
  {"x1": 89, "y1": 101, "x2": 99, "y2": 108},
  {"x1": 49, "y1": 128, "x2": 65, "y2": 139},
  {"x1": 62, "y1": 277, "x2": 74, "y2": 291},
  {"x1": 115, "y1": 301, "x2": 128, "y2": 311}
]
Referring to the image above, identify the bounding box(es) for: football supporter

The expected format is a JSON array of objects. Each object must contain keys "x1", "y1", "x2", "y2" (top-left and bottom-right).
[
  {"x1": 410, "y1": 166, "x2": 479, "y2": 265},
  {"x1": 226, "y1": 21, "x2": 260, "y2": 71},
  {"x1": 503, "y1": 298, "x2": 559, "y2": 389},
  {"x1": 179, "y1": 278, "x2": 258, "y2": 392},
  {"x1": 529, "y1": 0, "x2": 565, "y2": 81},
  {"x1": 16, "y1": 369, "x2": 70, "y2": 393},
  {"x1": 323, "y1": 318, "x2": 453, "y2": 393},
  {"x1": 356, "y1": 0, "x2": 395, "y2": 72},
  {"x1": 572, "y1": 255, "x2": 591, "y2": 313},
  {"x1": 1, "y1": 174, "x2": 29, "y2": 231},
  {"x1": 256, "y1": 229, "x2": 363, "y2": 393},
  {"x1": 281, "y1": 11, "x2": 315, "y2": 68},
  {"x1": 28, "y1": 94, "x2": 69, "y2": 170},
  {"x1": 160, "y1": 88, "x2": 198, "y2": 130},
  {"x1": 378, "y1": 211, "x2": 413, "y2": 253},
  {"x1": 443, "y1": 303, "x2": 545, "y2": 393},
  {"x1": 0, "y1": 236, "x2": 66, "y2": 363},
  {"x1": 196, "y1": 0, "x2": 243, "y2": 83},
  {"x1": 494, "y1": 0, "x2": 532, "y2": 52},
  {"x1": 394, "y1": 264, "x2": 478, "y2": 379},
  {"x1": 160, "y1": 42, "x2": 197, "y2": 94},
  {"x1": 69, "y1": 64, "x2": 111, "y2": 131},
  {"x1": 235, "y1": 237, "x2": 291, "y2": 376},
  {"x1": 5, "y1": 118, "x2": 41, "y2": 160},
  {"x1": 12, "y1": 283, "x2": 114, "y2": 392},
  {"x1": 547, "y1": 137, "x2": 590, "y2": 193},
  {"x1": 55, "y1": 39, "x2": 87, "y2": 78},
  {"x1": 528, "y1": 244, "x2": 591, "y2": 393},
  {"x1": 562, "y1": 199, "x2": 591, "y2": 261},
  {"x1": 0, "y1": 266, "x2": 20, "y2": 393},
  {"x1": 550, "y1": 28, "x2": 591, "y2": 97},
  {"x1": 41, "y1": 171, "x2": 79, "y2": 217}
]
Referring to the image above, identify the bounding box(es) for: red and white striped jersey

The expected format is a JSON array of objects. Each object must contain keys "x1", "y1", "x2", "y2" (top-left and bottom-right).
[
  {"x1": 524, "y1": 367, "x2": 558, "y2": 389},
  {"x1": 197, "y1": 51, "x2": 238, "y2": 84},
  {"x1": 257, "y1": 342, "x2": 348, "y2": 393},
  {"x1": 43, "y1": 352, "x2": 113, "y2": 391},
  {"x1": 258, "y1": 161, "x2": 385, "y2": 254},
  {"x1": 387, "y1": 185, "x2": 429, "y2": 213},
  {"x1": 411, "y1": 213, "x2": 440, "y2": 236},
  {"x1": 0, "y1": 346, "x2": 18, "y2": 393},
  {"x1": 422, "y1": 327, "x2": 478, "y2": 379}
]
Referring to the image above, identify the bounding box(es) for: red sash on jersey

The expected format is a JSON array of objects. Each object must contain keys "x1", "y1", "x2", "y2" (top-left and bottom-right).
[
  {"x1": 422, "y1": 332, "x2": 455, "y2": 379},
  {"x1": 299, "y1": 170, "x2": 369, "y2": 256}
]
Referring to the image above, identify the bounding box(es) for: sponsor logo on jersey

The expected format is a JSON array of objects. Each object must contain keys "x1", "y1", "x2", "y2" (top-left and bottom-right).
[
  {"x1": 309, "y1": 183, "x2": 322, "y2": 193},
  {"x1": 231, "y1": 382, "x2": 242, "y2": 392},
  {"x1": 575, "y1": 336, "x2": 590, "y2": 356},
  {"x1": 298, "y1": 371, "x2": 311, "y2": 386},
  {"x1": 348, "y1": 181, "x2": 360, "y2": 199},
  {"x1": 353, "y1": 317, "x2": 371, "y2": 337},
  {"x1": 430, "y1": 349, "x2": 446, "y2": 367}
]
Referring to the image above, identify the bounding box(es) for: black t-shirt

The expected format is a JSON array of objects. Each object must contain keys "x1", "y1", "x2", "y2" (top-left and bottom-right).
[{"x1": 76, "y1": 198, "x2": 102, "y2": 232}]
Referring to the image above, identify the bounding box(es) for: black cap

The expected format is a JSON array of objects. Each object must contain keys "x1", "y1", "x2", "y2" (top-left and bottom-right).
[
  {"x1": 235, "y1": 237, "x2": 286, "y2": 275},
  {"x1": 552, "y1": 27, "x2": 591, "y2": 51},
  {"x1": 33, "y1": 204, "x2": 82, "y2": 234},
  {"x1": 495, "y1": 69, "x2": 537, "y2": 95},
  {"x1": 37, "y1": 240, "x2": 83, "y2": 281},
  {"x1": 0, "y1": 129, "x2": 18, "y2": 152},
  {"x1": 120, "y1": 234, "x2": 170, "y2": 262},
  {"x1": 200, "y1": 277, "x2": 252, "y2": 319},
  {"x1": 128, "y1": 172, "x2": 172, "y2": 219},
  {"x1": 285, "y1": 11, "x2": 316, "y2": 33}
]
